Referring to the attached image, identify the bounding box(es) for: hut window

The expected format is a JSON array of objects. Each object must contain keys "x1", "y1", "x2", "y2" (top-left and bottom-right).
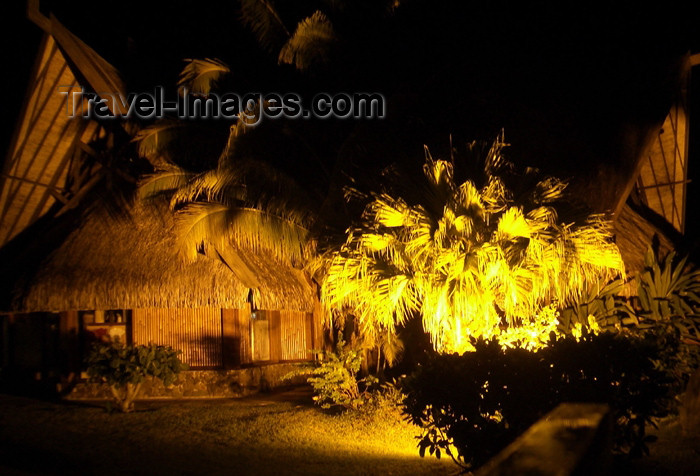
[{"x1": 80, "y1": 309, "x2": 130, "y2": 346}]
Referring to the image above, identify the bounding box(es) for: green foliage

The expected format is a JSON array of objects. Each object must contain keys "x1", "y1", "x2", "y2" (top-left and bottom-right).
[
  {"x1": 320, "y1": 134, "x2": 624, "y2": 353},
  {"x1": 305, "y1": 338, "x2": 378, "y2": 411},
  {"x1": 558, "y1": 277, "x2": 638, "y2": 332},
  {"x1": 402, "y1": 331, "x2": 684, "y2": 471},
  {"x1": 558, "y1": 247, "x2": 700, "y2": 341},
  {"x1": 86, "y1": 340, "x2": 188, "y2": 412},
  {"x1": 636, "y1": 247, "x2": 700, "y2": 337}
]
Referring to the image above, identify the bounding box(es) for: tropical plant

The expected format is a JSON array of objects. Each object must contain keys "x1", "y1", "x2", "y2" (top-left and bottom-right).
[
  {"x1": 320, "y1": 135, "x2": 625, "y2": 353},
  {"x1": 305, "y1": 338, "x2": 378, "y2": 411},
  {"x1": 136, "y1": 69, "x2": 317, "y2": 267},
  {"x1": 557, "y1": 276, "x2": 638, "y2": 333},
  {"x1": 402, "y1": 331, "x2": 684, "y2": 470},
  {"x1": 239, "y1": 0, "x2": 400, "y2": 72},
  {"x1": 636, "y1": 247, "x2": 700, "y2": 338},
  {"x1": 86, "y1": 339, "x2": 188, "y2": 413}
]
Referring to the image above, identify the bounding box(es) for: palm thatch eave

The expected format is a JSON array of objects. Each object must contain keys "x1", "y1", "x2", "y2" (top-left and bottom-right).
[{"x1": 9, "y1": 199, "x2": 316, "y2": 313}]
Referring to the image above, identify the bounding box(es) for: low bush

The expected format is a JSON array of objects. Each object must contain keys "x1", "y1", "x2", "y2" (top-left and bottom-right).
[
  {"x1": 303, "y1": 338, "x2": 380, "y2": 411},
  {"x1": 86, "y1": 339, "x2": 188, "y2": 412},
  {"x1": 402, "y1": 330, "x2": 685, "y2": 470},
  {"x1": 285, "y1": 338, "x2": 408, "y2": 414}
]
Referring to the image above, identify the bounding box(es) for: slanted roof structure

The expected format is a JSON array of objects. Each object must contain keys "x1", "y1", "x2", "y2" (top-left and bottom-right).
[
  {"x1": 0, "y1": 10, "x2": 126, "y2": 247},
  {"x1": 634, "y1": 54, "x2": 696, "y2": 234},
  {"x1": 609, "y1": 53, "x2": 699, "y2": 274},
  {"x1": 0, "y1": 5, "x2": 316, "y2": 315},
  {"x1": 8, "y1": 198, "x2": 315, "y2": 313}
]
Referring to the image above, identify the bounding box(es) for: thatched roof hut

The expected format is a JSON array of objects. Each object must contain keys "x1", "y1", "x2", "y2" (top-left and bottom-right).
[
  {"x1": 0, "y1": 6, "x2": 321, "y2": 383},
  {"x1": 10, "y1": 198, "x2": 315, "y2": 313},
  {"x1": 2, "y1": 198, "x2": 320, "y2": 371}
]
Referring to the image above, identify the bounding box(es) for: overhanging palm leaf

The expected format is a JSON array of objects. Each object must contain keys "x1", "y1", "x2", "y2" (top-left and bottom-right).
[
  {"x1": 175, "y1": 202, "x2": 310, "y2": 265},
  {"x1": 137, "y1": 166, "x2": 193, "y2": 201},
  {"x1": 240, "y1": 0, "x2": 290, "y2": 53},
  {"x1": 133, "y1": 120, "x2": 185, "y2": 169},
  {"x1": 279, "y1": 11, "x2": 335, "y2": 70},
  {"x1": 178, "y1": 58, "x2": 231, "y2": 95}
]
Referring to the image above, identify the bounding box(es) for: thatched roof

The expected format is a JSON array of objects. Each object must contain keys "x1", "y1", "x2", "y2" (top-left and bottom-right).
[{"x1": 9, "y1": 199, "x2": 316, "y2": 313}]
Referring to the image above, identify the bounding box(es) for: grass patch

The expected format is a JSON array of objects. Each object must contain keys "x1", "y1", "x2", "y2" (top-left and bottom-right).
[{"x1": 0, "y1": 388, "x2": 454, "y2": 475}]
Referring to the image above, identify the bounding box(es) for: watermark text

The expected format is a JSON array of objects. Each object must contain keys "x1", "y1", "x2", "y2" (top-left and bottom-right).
[{"x1": 58, "y1": 86, "x2": 386, "y2": 125}]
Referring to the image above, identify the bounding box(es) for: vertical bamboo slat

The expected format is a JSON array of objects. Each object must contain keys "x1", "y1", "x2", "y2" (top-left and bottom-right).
[
  {"x1": 221, "y1": 309, "x2": 239, "y2": 368},
  {"x1": 269, "y1": 311, "x2": 282, "y2": 361},
  {"x1": 280, "y1": 310, "x2": 309, "y2": 361},
  {"x1": 132, "y1": 308, "x2": 223, "y2": 368},
  {"x1": 237, "y1": 308, "x2": 252, "y2": 365}
]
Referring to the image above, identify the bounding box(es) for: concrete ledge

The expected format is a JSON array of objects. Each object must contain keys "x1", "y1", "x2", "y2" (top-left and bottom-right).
[
  {"x1": 65, "y1": 362, "x2": 311, "y2": 400},
  {"x1": 475, "y1": 403, "x2": 611, "y2": 476}
]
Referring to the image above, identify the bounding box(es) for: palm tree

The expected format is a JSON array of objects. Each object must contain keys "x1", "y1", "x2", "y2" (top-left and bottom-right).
[
  {"x1": 238, "y1": 0, "x2": 400, "y2": 72},
  {"x1": 319, "y1": 134, "x2": 626, "y2": 353},
  {"x1": 135, "y1": 65, "x2": 314, "y2": 278}
]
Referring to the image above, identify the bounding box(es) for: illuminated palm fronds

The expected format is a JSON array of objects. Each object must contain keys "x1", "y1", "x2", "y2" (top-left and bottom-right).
[
  {"x1": 278, "y1": 11, "x2": 335, "y2": 70},
  {"x1": 321, "y1": 137, "x2": 625, "y2": 353},
  {"x1": 178, "y1": 58, "x2": 230, "y2": 95}
]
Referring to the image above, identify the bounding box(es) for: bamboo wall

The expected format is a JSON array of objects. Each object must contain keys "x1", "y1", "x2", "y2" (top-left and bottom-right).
[
  {"x1": 132, "y1": 308, "x2": 223, "y2": 368},
  {"x1": 280, "y1": 310, "x2": 313, "y2": 361},
  {"x1": 132, "y1": 308, "x2": 316, "y2": 369}
]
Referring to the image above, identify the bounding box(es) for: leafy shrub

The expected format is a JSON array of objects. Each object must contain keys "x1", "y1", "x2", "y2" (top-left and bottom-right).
[
  {"x1": 559, "y1": 247, "x2": 700, "y2": 339},
  {"x1": 305, "y1": 338, "x2": 379, "y2": 411},
  {"x1": 402, "y1": 331, "x2": 684, "y2": 470},
  {"x1": 558, "y1": 277, "x2": 638, "y2": 332},
  {"x1": 86, "y1": 340, "x2": 188, "y2": 412}
]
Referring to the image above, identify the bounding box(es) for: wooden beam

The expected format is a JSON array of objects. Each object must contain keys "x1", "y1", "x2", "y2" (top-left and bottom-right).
[
  {"x1": 27, "y1": 0, "x2": 51, "y2": 32},
  {"x1": 49, "y1": 15, "x2": 127, "y2": 116},
  {"x1": 54, "y1": 168, "x2": 105, "y2": 216}
]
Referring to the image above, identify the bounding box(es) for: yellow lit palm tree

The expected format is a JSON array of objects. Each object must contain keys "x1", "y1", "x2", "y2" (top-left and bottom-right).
[{"x1": 320, "y1": 134, "x2": 625, "y2": 353}]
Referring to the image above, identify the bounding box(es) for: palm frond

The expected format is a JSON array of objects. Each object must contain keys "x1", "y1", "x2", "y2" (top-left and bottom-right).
[
  {"x1": 132, "y1": 120, "x2": 183, "y2": 168},
  {"x1": 217, "y1": 120, "x2": 249, "y2": 168},
  {"x1": 175, "y1": 202, "x2": 310, "y2": 265},
  {"x1": 496, "y1": 207, "x2": 530, "y2": 240},
  {"x1": 138, "y1": 167, "x2": 193, "y2": 201},
  {"x1": 533, "y1": 176, "x2": 568, "y2": 204},
  {"x1": 319, "y1": 135, "x2": 625, "y2": 353},
  {"x1": 278, "y1": 11, "x2": 335, "y2": 70},
  {"x1": 178, "y1": 58, "x2": 230, "y2": 95},
  {"x1": 240, "y1": 0, "x2": 290, "y2": 53}
]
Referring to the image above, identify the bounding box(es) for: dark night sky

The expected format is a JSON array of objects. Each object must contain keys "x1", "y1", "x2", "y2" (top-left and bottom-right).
[{"x1": 2, "y1": 1, "x2": 699, "y2": 235}]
